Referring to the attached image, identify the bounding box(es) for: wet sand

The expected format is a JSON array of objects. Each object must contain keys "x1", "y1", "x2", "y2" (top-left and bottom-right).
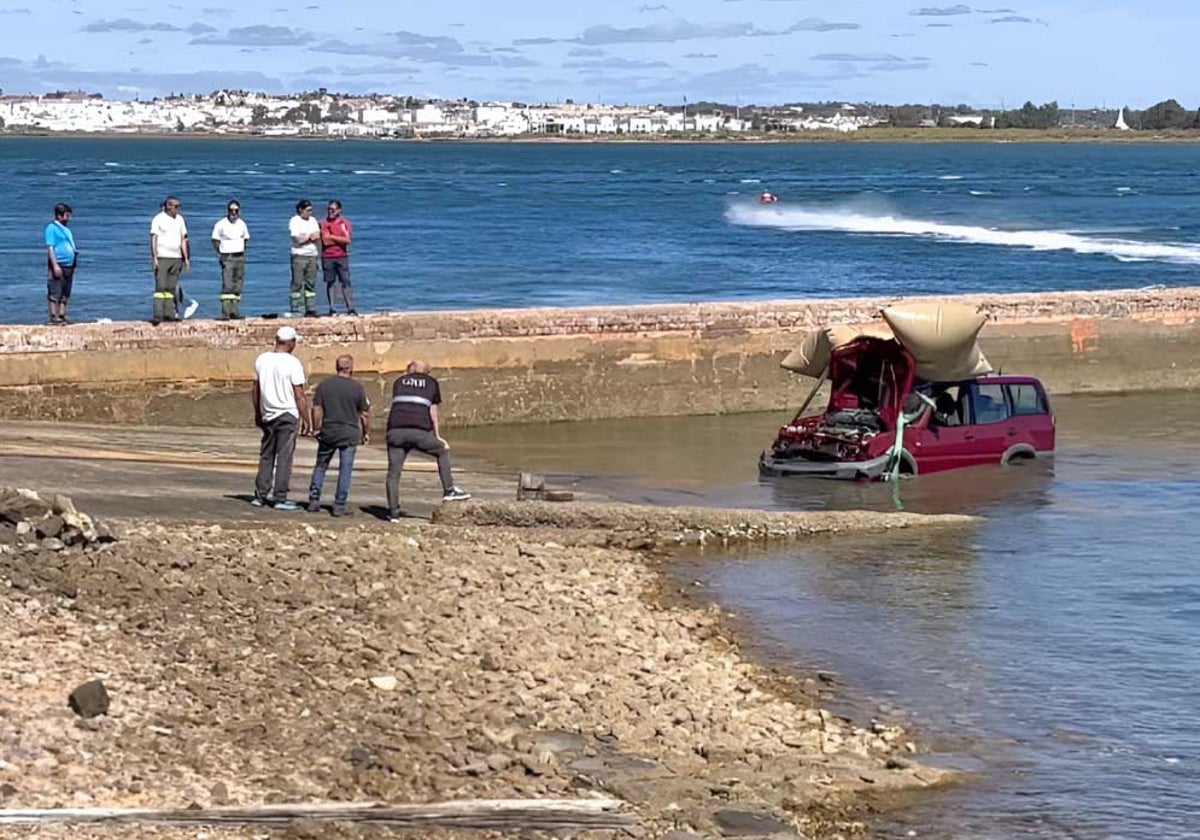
[{"x1": 0, "y1": 424, "x2": 970, "y2": 838}]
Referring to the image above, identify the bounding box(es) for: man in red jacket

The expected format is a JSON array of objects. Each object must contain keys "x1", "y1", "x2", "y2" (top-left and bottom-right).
[{"x1": 319, "y1": 199, "x2": 356, "y2": 316}]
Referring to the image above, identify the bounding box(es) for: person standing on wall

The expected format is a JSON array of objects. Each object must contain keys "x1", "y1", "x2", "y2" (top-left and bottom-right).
[
  {"x1": 44, "y1": 202, "x2": 77, "y2": 325},
  {"x1": 385, "y1": 360, "x2": 470, "y2": 521},
  {"x1": 306, "y1": 354, "x2": 370, "y2": 517},
  {"x1": 212, "y1": 199, "x2": 249, "y2": 320},
  {"x1": 319, "y1": 199, "x2": 356, "y2": 316},
  {"x1": 252, "y1": 325, "x2": 311, "y2": 511},
  {"x1": 149, "y1": 196, "x2": 190, "y2": 324},
  {"x1": 288, "y1": 199, "x2": 321, "y2": 317}
]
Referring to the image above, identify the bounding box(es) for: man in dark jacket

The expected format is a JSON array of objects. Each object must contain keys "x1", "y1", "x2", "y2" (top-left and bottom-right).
[{"x1": 385, "y1": 360, "x2": 470, "y2": 520}]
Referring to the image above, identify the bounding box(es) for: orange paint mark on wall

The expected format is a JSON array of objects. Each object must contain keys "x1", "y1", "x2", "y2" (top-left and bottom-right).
[{"x1": 1070, "y1": 319, "x2": 1100, "y2": 355}]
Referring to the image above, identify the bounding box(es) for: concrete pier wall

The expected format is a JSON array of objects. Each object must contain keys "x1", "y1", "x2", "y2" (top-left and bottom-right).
[{"x1": 2, "y1": 288, "x2": 1199, "y2": 428}]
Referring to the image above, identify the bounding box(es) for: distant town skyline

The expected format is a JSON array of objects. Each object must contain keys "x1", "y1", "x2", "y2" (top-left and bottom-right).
[{"x1": 0, "y1": 0, "x2": 1196, "y2": 107}]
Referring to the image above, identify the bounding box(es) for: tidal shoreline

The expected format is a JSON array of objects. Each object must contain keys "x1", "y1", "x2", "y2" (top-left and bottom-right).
[{"x1": 0, "y1": 486, "x2": 971, "y2": 839}]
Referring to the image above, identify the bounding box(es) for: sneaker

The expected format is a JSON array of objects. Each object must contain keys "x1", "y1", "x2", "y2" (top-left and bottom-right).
[
  {"x1": 306, "y1": 501, "x2": 321, "y2": 514},
  {"x1": 249, "y1": 497, "x2": 266, "y2": 507},
  {"x1": 274, "y1": 500, "x2": 301, "y2": 511},
  {"x1": 331, "y1": 506, "x2": 351, "y2": 517},
  {"x1": 347, "y1": 309, "x2": 359, "y2": 317},
  {"x1": 304, "y1": 310, "x2": 320, "y2": 318},
  {"x1": 229, "y1": 313, "x2": 245, "y2": 320},
  {"x1": 442, "y1": 487, "x2": 471, "y2": 502},
  {"x1": 327, "y1": 310, "x2": 336, "y2": 317},
  {"x1": 149, "y1": 319, "x2": 162, "y2": 326},
  {"x1": 183, "y1": 299, "x2": 200, "y2": 319},
  {"x1": 387, "y1": 510, "x2": 405, "y2": 522},
  {"x1": 60, "y1": 317, "x2": 73, "y2": 325}
]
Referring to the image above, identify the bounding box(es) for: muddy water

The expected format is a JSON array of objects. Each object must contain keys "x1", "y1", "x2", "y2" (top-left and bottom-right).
[{"x1": 457, "y1": 393, "x2": 1200, "y2": 839}]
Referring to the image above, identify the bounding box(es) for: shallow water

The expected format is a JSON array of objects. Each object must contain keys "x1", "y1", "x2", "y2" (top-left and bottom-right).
[{"x1": 458, "y1": 392, "x2": 1200, "y2": 839}]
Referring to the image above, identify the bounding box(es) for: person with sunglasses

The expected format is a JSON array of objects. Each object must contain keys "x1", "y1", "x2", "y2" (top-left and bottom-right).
[{"x1": 212, "y1": 199, "x2": 250, "y2": 320}]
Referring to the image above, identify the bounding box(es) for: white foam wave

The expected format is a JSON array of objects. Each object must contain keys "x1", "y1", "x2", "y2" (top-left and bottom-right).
[
  {"x1": 968, "y1": 190, "x2": 992, "y2": 196},
  {"x1": 104, "y1": 162, "x2": 120, "y2": 167},
  {"x1": 352, "y1": 169, "x2": 394, "y2": 175},
  {"x1": 740, "y1": 178, "x2": 761, "y2": 184},
  {"x1": 726, "y1": 203, "x2": 1200, "y2": 265},
  {"x1": 938, "y1": 175, "x2": 964, "y2": 181}
]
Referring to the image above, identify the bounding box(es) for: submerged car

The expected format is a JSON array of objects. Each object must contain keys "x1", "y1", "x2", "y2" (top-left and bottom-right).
[{"x1": 759, "y1": 336, "x2": 1055, "y2": 480}]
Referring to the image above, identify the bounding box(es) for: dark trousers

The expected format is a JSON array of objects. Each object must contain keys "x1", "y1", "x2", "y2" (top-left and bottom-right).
[
  {"x1": 219, "y1": 253, "x2": 246, "y2": 317},
  {"x1": 255, "y1": 415, "x2": 299, "y2": 502},
  {"x1": 386, "y1": 427, "x2": 454, "y2": 514},
  {"x1": 153, "y1": 257, "x2": 183, "y2": 320},
  {"x1": 322, "y1": 257, "x2": 354, "y2": 312},
  {"x1": 289, "y1": 255, "x2": 319, "y2": 314},
  {"x1": 308, "y1": 440, "x2": 357, "y2": 507}
]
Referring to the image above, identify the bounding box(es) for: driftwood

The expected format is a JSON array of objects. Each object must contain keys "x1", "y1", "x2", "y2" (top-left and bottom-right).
[{"x1": 0, "y1": 798, "x2": 633, "y2": 829}]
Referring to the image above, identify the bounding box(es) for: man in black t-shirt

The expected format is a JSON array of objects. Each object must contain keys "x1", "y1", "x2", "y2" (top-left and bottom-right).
[
  {"x1": 385, "y1": 360, "x2": 470, "y2": 520},
  {"x1": 306, "y1": 354, "x2": 370, "y2": 516}
]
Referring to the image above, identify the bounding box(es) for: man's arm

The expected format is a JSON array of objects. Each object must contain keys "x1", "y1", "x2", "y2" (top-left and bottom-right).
[
  {"x1": 150, "y1": 233, "x2": 158, "y2": 271},
  {"x1": 430, "y1": 404, "x2": 448, "y2": 449},
  {"x1": 251, "y1": 380, "x2": 262, "y2": 427},
  {"x1": 312, "y1": 403, "x2": 324, "y2": 435},
  {"x1": 293, "y1": 384, "x2": 312, "y2": 436},
  {"x1": 46, "y1": 246, "x2": 62, "y2": 279},
  {"x1": 181, "y1": 234, "x2": 191, "y2": 268}
]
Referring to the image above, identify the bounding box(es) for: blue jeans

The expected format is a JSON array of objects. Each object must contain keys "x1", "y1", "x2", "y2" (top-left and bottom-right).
[{"x1": 308, "y1": 441, "x2": 357, "y2": 507}]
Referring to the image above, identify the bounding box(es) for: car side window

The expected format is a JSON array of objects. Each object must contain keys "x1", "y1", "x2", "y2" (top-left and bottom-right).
[
  {"x1": 1007, "y1": 383, "x2": 1047, "y2": 416},
  {"x1": 971, "y1": 383, "x2": 1010, "y2": 425}
]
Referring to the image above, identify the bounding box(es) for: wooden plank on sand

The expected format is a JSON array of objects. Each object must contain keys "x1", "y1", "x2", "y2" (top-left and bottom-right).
[{"x1": 0, "y1": 798, "x2": 634, "y2": 829}]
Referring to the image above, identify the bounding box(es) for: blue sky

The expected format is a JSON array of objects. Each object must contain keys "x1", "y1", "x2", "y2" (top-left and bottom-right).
[{"x1": 0, "y1": 1, "x2": 1196, "y2": 107}]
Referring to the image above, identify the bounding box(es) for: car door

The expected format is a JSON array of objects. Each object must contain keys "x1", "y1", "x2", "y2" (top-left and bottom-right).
[
  {"x1": 911, "y1": 384, "x2": 979, "y2": 473},
  {"x1": 966, "y1": 382, "x2": 1013, "y2": 465},
  {"x1": 1005, "y1": 381, "x2": 1054, "y2": 453}
]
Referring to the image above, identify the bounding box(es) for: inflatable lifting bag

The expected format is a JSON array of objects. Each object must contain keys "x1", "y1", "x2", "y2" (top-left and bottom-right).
[{"x1": 882, "y1": 303, "x2": 993, "y2": 382}]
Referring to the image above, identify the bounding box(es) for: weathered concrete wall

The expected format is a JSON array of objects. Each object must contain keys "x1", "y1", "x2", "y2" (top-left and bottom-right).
[{"x1": 2, "y1": 288, "x2": 1199, "y2": 428}]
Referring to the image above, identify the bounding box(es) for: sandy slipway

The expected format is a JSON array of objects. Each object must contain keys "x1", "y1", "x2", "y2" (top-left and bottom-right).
[{"x1": 0, "y1": 497, "x2": 973, "y2": 840}]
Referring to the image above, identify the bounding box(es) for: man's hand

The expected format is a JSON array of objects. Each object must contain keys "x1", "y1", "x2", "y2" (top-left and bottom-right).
[
  {"x1": 51, "y1": 264, "x2": 63, "y2": 280},
  {"x1": 437, "y1": 437, "x2": 450, "y2": 451},
  {"x1": 254, "y1": 413, "x2": 264, "y2": 429},
  {"x1": 182, "y1": 258, "x2": 191, "y2": 273},
  {"x1": 151, "y1": 257, "x2": 158, "y2": 272}
]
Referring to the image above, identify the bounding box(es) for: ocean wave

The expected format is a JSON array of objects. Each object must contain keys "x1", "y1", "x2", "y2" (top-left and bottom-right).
[
  {"x1": 104, "y1": 162, "x2": 120, "y2": 167},
  {"x1": 352, "y1": 169, "x2": 394, "y2": 175},
  {"x1": 968, "y1": 190, "x2": 992, "y2": 196},
  {"x1": 739, "y1": 178, "x2": 761, "y2": 184},
  {"x1": 726, "y1": 203, "x2": 1200, "y2": 265},
  {"x1": 938, "y1": 175, "x2": 964, "y2": 181}
]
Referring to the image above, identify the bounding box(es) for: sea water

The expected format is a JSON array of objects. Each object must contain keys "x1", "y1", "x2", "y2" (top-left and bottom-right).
[
  {"x1": 2, "y1": 138, "x2": 1200, "y2": 323},
  {"x1": 455, "y1": 392, "x2": 1200, "y2": 839}
]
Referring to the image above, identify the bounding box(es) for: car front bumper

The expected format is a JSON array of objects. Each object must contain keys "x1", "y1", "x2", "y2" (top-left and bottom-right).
[{"x1": 758, "y1": 451, "x2": 892, "y2": 481}]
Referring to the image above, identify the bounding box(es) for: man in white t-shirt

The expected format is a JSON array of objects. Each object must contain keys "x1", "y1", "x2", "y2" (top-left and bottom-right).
[
  {"x1": 252, "y1": 326, "x2": 311, "y2": 510},
  {"x1": 149, "y1": 196, "x2": 190, "y2": 324},
  {"x1": 288, "y1": 199, "x2": 322, "y2": 317},
  {"x1": 212, "y1": 199, "x2": 250, "y2": 320}
]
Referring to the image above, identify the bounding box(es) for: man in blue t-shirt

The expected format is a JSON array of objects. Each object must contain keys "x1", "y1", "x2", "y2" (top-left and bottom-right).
[{"x1": 44, "y1": 203, "x2": 77, "y2": 325}]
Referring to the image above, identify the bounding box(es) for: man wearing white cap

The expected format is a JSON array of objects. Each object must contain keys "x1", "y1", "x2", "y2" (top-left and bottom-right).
[{"x1": 251, "y1": 325, "x2": 311, "y2": 510}]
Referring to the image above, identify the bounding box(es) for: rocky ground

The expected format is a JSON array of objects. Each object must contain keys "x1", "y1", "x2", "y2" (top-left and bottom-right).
[{"x1": 0, "y1": 491, "x2": 968, "y2": 839}]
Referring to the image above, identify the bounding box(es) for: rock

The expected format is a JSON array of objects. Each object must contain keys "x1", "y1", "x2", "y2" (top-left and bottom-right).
[
  {"x1": 369, "y1": 675, "x2": 398, "y2": 692},
  {"x1": 40, "y1": 537, "x2": 65, "y2": 552},
  {"x1": 533, "y1": 730, "x2": 586, "y2": 755},
  {"x1": 485, "y1": 752, "x2": 513, "y2": 771},
  {"x1": 211, "y1": 781, "x2": 230, "y2": 804},
  {"x1": 68, "y1": 679, "x2": 111, "y2": 719},
  {"x1": 544, "y1": 490, "x2": 575, "y2": 503},
  {"x1": 15, "y1": 521, "x2": 31, "y2": 536},
  {"x1": 37, "y1": 515, "x2": 66, "y2": 539},
  {"x1": 713, "y1": 810, "x2": 793, "y2": 837},
  {"x1": 0, "y1": 783, "x2": 16, "y2": 802}
]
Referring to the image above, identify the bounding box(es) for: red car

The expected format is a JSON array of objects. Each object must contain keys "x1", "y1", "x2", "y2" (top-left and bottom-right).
[{"x1": 759, "y1": 336, "x2": 1055, "y2": 479}]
